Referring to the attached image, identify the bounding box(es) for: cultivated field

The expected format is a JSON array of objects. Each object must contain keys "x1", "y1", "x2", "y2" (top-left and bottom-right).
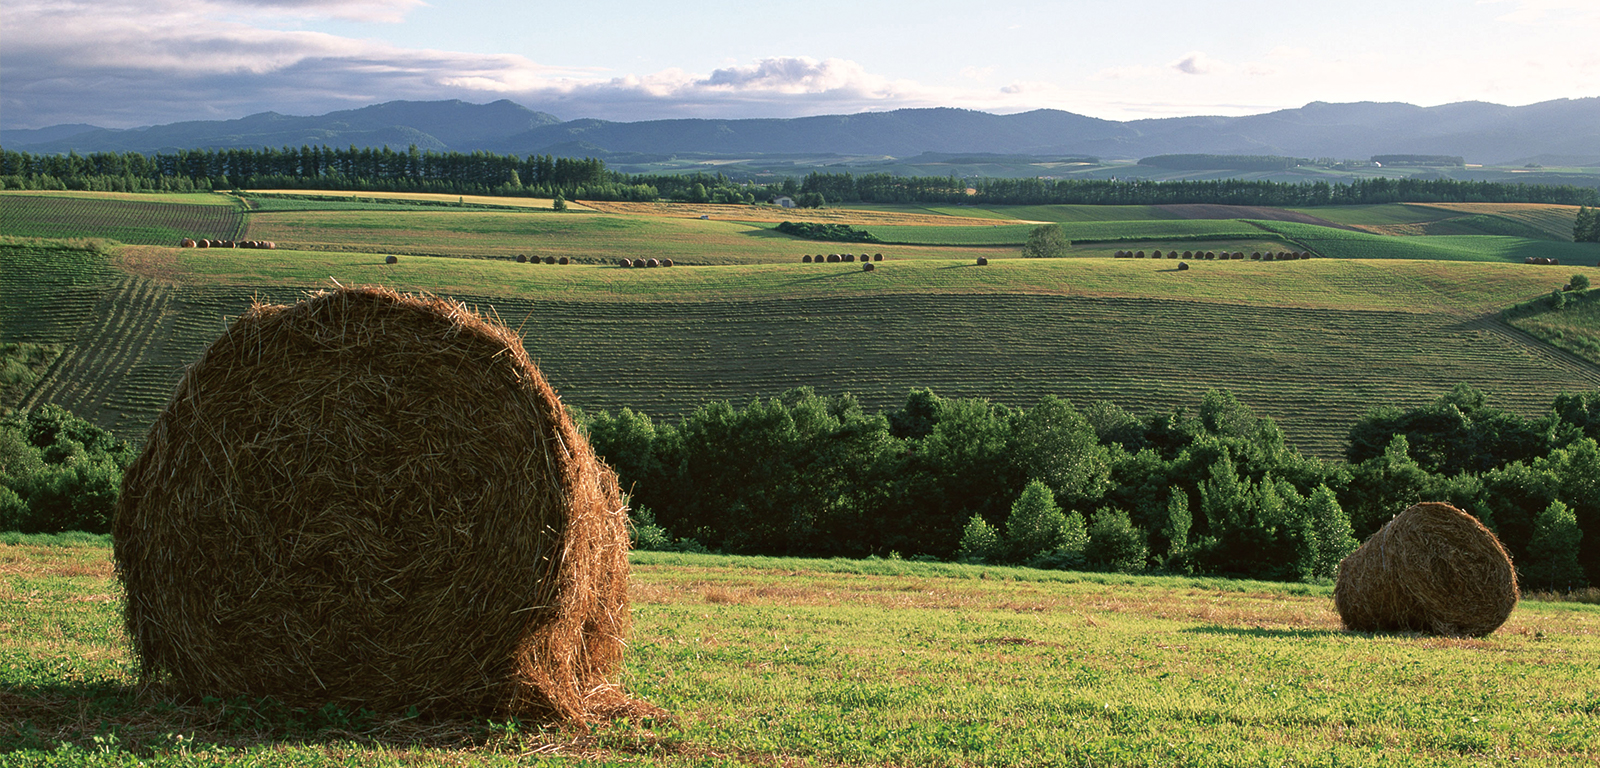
[
  {"x1": 0, "y1": 192, "x2": 245, "y2": 245},
  {"x1": 246, "y1": 189, "x2": 596, "y2": 211},
  {"x1": 3, "y1": 192, "x2": 1600, "y2": 458},
  {"x1": 3, "y1": 538, "x2": 1596, "y2": 766}
]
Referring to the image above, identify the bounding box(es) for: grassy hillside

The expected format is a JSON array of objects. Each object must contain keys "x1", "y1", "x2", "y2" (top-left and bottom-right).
[
  {"x1": 1254, "y1": 221, "x2": 1600, "y2": 262},
  {"x1": 6, "y1": 236, "x2": 1598, "y2": 457},
  {"x1": 5, "y1": 539, "x2": 1598, "y2": 766}
]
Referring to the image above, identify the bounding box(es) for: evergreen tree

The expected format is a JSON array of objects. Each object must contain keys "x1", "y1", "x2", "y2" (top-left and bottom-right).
[
  {"x1": 1302, "y1": 485, "x2": 1358, "y2": 581},
  {"x1": 955, "y1": 514, "x2": 1003, "y2": 564},
  {"x1": 1163, "y1": 486, "x2": 1191, "y2": 568},
  {"x1": 1522, "y1": 500, "x2": 1586, "y2": 590},
  {"x1": 1004, "y1": 480, "x2": 1068, "y2": 562}
]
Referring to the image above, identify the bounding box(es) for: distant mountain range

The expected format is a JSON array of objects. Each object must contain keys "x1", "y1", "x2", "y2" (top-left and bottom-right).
[{"x1": 4, "y1": 97, "x2": 1599, "y2": 167}]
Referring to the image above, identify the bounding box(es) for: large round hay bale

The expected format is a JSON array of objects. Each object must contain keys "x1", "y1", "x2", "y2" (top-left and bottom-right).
[
  {"x1": 1333, "y1": 502, "x2": 1518, "y2": 637},
  {"x1": 661, "y1": 259, "x2": 673, "y2": 267},
  {"x1": 516, "y1": 254, "x2": 528, "y2": 264},
  {"x1": 114, "y1": 287, "x2": 640, "y2": 721},
  {"x1": 863, "y1": 262, "x2": 875, "y2": 272},
  {"x1": 384, "y1": 255, "x2": 398, "y2": 264},
  {"x1": 976, "y1": 257, "x2": 989, "y2": 266},
  {"x1": 802, "y1": 255, "x2": 813, "y2": 263}
]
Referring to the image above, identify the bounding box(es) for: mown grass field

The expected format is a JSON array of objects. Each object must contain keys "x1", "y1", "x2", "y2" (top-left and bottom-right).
[
  {"x1": 4, "y1": 191, "x2": 1600, "y2": 457},
  {"x1": 0, "y1": 192, "x2": 245, "y2": 245},
  {"x1": 3, "y1": 235, "x2": 1595, "y2": 457},
  {"x1": 246, "y1": 189, "x2": 594, "y2": 211},
  {"x1": 1509, "y1": 299, "x2": 1600, "y2": 365},
  {"x1": 1254, "y1": 221, "x2": 1600, "y2": 263},
  {"x1": 3, "y1": 538, "x2": 1597, "y2": 767}
]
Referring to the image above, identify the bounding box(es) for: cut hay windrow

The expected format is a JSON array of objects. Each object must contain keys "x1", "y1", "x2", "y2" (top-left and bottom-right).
[
  {"x1": 114, "y1": 286, "x2": 646, "y2": 722},
  {"x1": 1334, "y1": 502, "x2": 1518, "y2": 637}
]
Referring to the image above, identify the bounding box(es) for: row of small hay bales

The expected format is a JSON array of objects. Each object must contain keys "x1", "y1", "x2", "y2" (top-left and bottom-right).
[
  {"x1": 1115, "y1": 249, "x2": 1312, "y2": 261},
  {"x1": 1524, "y1": 256, "x2": 1562, "y2": 265},
  {"x1": 180, "y1": 238, "x2": 276, "y2": 249},
  {"x1": 512, "y1": 255, "x2": 590, "y2": 265},
  {"x1": 802, "y1": 253, "x2": 885, "y2": 263},
  {"x1": 615, "y1": 258, "x2": 675, "y2": 268}
]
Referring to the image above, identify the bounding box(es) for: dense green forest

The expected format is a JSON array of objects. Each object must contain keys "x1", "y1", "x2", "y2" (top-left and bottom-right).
[
  {"x1": 3, "y1": 145, "x2": 1597, "y2": 208},
  {"x1": 580, "y1": 384, "x2": 1596, "y2": 589}
]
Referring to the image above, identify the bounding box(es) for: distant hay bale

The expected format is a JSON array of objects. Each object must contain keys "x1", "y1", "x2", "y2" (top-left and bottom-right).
[
  {"x1": 617, "y1": 259, "x2": 631, "y2": 268},
  {"x1": 1152, "y1": 250, "x2": 1163, "y2": 258},
  {"x1": 646, "y1": 258, "x2": 660, "y2": 268},
  {"x1": 1334, "y1": 502, "x2": 1518, "y2": 637},
  {"x1": 1135, "y1": 251, "x2": 1145, "y2": 258},
  {"x1": 181, "y1": 238, "x2": 196, "y2": 248},
  {"x1": 1177, "y1": 262, "x2": 1190, "y2": 271},
  {"x1": 557, "y1": 257, "x2": 570, "y2": 265},
  {"x1": 1550, "y1": 258, "x2": 1561, "y2": 266},
  {"x1": 863, "y1": 262, "x2": 875, "y2": 272},
  {"x1": 1183, "y1": 251, "x2": 1193, "y2": 259},
  {"x1": 517, "y1": 255, "x2": 528, "y2": 263},
  {"x1": 803, "y1": 255, "x2": 813, "y2": 263},
  {"x1": 114, "y1": 287, "x2": 644, "y2": 722},
  {"x1": 976, "y1": 257, "x2": 989, "y2": 265},
  {"x1": 1252, "y1": 252, "x2": 1262, "y2": 260},
  {"x1": 874, "y1": 253, "x2": 883, "y2": 261},
  {"x1": 662, "y1": 259, "x2": 673, "y2": 267},
  {"x1": 826, "y1": 254, "x2": 840, "y2": 263},
  {"x1": 845, "y1": 254, "x2": 856, "y2": 262},
  {"x1": 1205, "y1": 252, "x2": 1216, "y2": 260},
  {"x1": 264, "y1": 242, "x2": 276, "y2": 250},
  {"x1": 384, "y1": 255, "x2": 398, "y2": 264},
  {"x1": 544, "y1": 257, "x2": 557, "y2": 265}
]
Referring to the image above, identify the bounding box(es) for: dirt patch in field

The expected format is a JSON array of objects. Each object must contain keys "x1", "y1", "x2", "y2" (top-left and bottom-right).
[
  {"x1": 1155, "y1": 204, "x2": 1361, "y2": 231},
  {"x1": 581, "y1": 200, "x2": 1026, "y2": 227},
  {"x1": 114, "y1": 246, "x2": 182, "y2": 284}
]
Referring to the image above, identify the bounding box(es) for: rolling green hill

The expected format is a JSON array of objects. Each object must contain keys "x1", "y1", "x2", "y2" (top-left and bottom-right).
[{"x1": 7, "y1": 223, "x2": 1599, "y2": 457}]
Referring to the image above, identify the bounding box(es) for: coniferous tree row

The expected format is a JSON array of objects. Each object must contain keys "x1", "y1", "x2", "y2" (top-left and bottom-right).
[{"x1": 3, "y1": 145, "x2": 1598, "y2": 208}]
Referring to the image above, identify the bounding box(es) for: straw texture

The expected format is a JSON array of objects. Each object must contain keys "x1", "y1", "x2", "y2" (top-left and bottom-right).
[
  {"x1": 1334, "y1": 502, "x2": 1518, "y2": 637},
  {"x1": 114, "y1": 286, "x2": 639, "y2": 721}
]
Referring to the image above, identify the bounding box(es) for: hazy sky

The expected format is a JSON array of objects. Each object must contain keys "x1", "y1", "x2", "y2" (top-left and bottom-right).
[{"x1": 3, "y1": 0, "x2": 1597, "y2": 129}]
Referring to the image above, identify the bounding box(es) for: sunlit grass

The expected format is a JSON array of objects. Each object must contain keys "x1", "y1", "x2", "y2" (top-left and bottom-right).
[{"x1": 3, "y1": 540, "x2": 1597, "y2": 766}]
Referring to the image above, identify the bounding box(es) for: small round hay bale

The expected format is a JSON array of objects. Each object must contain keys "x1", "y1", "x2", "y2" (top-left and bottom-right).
[
  {"x1": 1177, "y1": 262, "x2": 1190, "y2": 271},
  {"x1": 803, "y1": 255, "x2": 813, "y2": 263},
  {"x1": 845, "y1": 254, "x2": 856, "y2": 262},
  {"x1": 1152, "y1": 250, "x2": 1163, "y2": 259},
  {"x1": 384, "y1": 255, "x2": 398, "y2": 265},
  {"x1": 874, "y1": 253, "x2": 883, "y2": 261},
  {"x1": 1334, "y1": 502, "x2": 1518, "y2": 637},
  {"x1": 617, "y1": 258, "x2": 631, "y2": 268},
  {"x1": 661, "y1": 259, "x2": 673, "y2": 267},
  {"x1": 265, "y1": 242, "x2": 276, "y2": 250},
  {"x1": 1135, "y1": 251, "x2": 1145, "y2": 258},
  {"x1": 544, "y1": 256, "x2": 557, "y2": 265},
  {"x1": 557, "y1": 256, "x2": 570, "y2": 265},
  {"x1": 1183, "y1": 251, "x2": 1193, "y2": 259},
  {"x1": 180, "y1": 238, "x2": 196, "y2": 248},
  {"x1": 863, "y1": 262, "x2": 875, "y2": 272},
  {"x1": 976, "y1": 257, "x2": 989, "y2": 266},
  {"x1": 826, "y1": 254, "x2": 840, "y2": 263},
  {"x1": 115, "y1": 287, "x2": 643, "y2": 721},
  {"x1": 646, "y1": 258, "x2": 660, "y2": 268},
  {"x1": 516, "y1": 254, "x2": 528, "y2": 264}
]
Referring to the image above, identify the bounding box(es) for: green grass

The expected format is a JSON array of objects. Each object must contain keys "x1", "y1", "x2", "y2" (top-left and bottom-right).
[
  {"x1": 1252, "y1": 221, "x2": 1600, "y2": 263},
  {"x1": 13, "y1": 239, "x2": 1600, "y2": 455},
  {"x1": 1508, "y1": 291, "x2": 1600, "y2": 364},
  {"x1": 0, "y1": 193, "x2": 245, "y2": 245},
  {"x1": 865, "y1": 219, "x2": 1269, "y2": 246},
  {"x1": 3, "y1": 541, "x2": 1597, "y2": 766}
]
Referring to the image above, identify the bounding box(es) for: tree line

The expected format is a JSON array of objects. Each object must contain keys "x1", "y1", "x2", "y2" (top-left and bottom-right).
[
  {"x1": 6, "y1": 145, "x2": 1596, "y2": 208},
  {"x1": 582, "y1": 384, "x2": 1596, "y2": 589},
  {"x1": 2, "y1": 386, "x2": 1593, "y2": 590}
]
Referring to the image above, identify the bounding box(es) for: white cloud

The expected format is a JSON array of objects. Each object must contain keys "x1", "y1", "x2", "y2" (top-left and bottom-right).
[{"x1": 1480, "y1": 0, "x2": 1600, "y2": 25}]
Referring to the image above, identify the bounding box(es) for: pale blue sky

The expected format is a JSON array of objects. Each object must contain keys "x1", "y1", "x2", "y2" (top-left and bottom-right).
[{"x1": 3, "y1": 0, "x2": 1596, "y2": 129}]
